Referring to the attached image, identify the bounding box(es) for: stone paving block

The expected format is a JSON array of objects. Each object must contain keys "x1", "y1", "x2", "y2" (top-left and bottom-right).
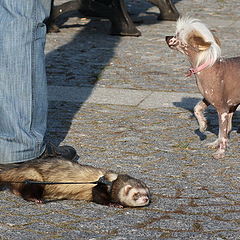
[
  {"x1": 138, "y1": 92, "x2": 202, "y2": 109},
  {"x1": 48, "y1": 85, "x2": 151, "y2": 106}
]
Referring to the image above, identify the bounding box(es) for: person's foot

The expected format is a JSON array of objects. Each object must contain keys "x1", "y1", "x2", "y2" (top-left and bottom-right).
[{"x1": 40, "y1": 142, "x2": 79, "y2": 162}]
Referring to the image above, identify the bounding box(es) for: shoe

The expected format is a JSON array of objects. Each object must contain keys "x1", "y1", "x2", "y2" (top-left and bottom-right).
[{"x1": 40, "y1": 142, "x2": 79, "y2": 162}]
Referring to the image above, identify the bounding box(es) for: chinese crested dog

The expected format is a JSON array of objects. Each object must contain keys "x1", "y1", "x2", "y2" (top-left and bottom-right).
[{"x1": 166, "y1": 17, "x2": 240, "y2": 159}]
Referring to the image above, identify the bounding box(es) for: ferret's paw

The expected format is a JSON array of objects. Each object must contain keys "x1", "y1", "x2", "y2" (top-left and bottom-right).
[
  {"x1": 108, "y1": 203, "x2": 124, "y2": 208},
  {"x1": 26, "y1": 198, "x2": 44, "y2": 204},
  {"x1": 23, "y1": 197, "x2": 45, "y2": 204},
  {"x1": 34, "y1": 199, "x2": 44, "y2": 204}
]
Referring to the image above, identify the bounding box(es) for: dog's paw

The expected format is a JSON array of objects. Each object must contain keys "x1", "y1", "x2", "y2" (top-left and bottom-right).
[
  {"x1": 205, "y1": 139, "x2": 220, "y2": 149},
  {"x1": 212, "y1": 149, "x2": 225, "y2": 159},
  {"x1": 199, "y1": 123, "x2": 207, "y2": 133}
]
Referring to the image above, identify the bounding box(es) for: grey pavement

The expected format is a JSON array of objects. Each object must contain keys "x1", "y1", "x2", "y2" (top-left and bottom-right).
[{"x1": 1, "y1": 0, "x2": 240, "y2": 239}]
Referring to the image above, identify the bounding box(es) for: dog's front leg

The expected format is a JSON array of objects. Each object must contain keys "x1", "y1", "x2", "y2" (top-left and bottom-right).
[
  {"x1": 194, "y1": 98, "x2": 210, "y2": 132},
  {"x1": 212, "y1": 111, "x2": 231, "y2": 159}
]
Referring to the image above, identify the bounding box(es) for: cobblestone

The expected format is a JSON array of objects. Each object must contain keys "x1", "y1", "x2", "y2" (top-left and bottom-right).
[{"x1": 0, "y1": 0, "x2": 240, "y2": 239}]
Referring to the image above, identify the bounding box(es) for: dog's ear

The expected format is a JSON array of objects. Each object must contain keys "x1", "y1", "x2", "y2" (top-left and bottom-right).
[
  {"x1": 188, "y1": 34, "x2": 211, "y2": 51},
  {"x1": 213, "y1": 34, "x2": 221, "y2": 47}
]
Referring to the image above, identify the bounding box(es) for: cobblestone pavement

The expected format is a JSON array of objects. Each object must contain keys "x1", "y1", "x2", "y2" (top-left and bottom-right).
[{"x1": 1, "y1": 0, "x2": 240, "y2": 239}]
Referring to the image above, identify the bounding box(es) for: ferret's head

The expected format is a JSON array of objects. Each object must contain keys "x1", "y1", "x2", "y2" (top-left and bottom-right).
[
  {"x1": 110, "y1": 174, "x2": 150, "y2": 207},
  {"x1": 166, "y1": 17, "x2": 221, "y2": 67}
]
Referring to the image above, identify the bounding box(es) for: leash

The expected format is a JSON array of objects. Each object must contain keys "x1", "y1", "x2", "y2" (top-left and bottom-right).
[{"x1": 1, "y1": 176, "x2": 112, "y2": 186}]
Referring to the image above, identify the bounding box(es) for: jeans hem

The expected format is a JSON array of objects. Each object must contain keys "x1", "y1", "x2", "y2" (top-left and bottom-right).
[{"x1": 4, "y1": 143, "x2": 46, "y2": 164}]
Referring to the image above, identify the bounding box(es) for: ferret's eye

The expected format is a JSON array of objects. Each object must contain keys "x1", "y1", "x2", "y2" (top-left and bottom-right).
[{"x1": 133, "y1": 193, "x2": 141, "y2": 200}]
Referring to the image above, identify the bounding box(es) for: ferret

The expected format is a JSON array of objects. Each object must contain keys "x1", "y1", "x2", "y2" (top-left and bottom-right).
[{"x1": 0, "y1": 158, "x2": 150, "y2": 207}]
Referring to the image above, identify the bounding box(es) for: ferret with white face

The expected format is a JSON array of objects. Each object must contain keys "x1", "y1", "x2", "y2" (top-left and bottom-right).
[{"x1": 0, "y1": 158, "x2": 150, "y2": 207}]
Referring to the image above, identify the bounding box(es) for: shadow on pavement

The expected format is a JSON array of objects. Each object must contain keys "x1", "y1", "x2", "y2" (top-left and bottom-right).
[{"x1": 45, "y1": 0, "x2": 182, "y2": 145}]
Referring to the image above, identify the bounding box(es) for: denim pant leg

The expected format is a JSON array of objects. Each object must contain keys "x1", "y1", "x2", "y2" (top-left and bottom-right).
[{"x1": 0, "y1": 0, "x2": 51, "y2": 163}]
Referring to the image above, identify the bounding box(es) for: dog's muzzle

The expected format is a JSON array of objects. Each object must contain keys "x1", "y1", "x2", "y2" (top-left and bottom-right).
[{"x1": 165, "y1": 36, "x2": 178, "y2": 48}]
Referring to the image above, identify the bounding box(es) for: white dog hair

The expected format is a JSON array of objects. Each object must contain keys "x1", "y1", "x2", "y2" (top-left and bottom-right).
[{"x1": 175, "y1": 17, "x2": 221, "y2": 67}]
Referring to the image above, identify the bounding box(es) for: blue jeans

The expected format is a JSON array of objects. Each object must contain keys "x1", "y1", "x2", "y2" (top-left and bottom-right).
[{"x1": 0, "y1": 0, "x2": 51, "y2": 163}]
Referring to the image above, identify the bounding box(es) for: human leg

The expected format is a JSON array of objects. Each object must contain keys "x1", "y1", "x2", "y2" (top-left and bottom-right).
[{"x1": 0, "y1": 0, "x2": 51, "y2": 163}]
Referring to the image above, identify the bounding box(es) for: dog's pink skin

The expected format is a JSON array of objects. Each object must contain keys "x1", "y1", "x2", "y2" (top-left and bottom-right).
[
  {"x1": 194, "y1": 99, "x2": 209, "y2": 133},
  {"x1": 166, "y1": 36, "x2": 240, "y2": 159}
]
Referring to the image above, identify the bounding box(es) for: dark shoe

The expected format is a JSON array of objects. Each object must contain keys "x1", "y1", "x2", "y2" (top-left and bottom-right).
[{"x1": 40, "y1": 142, "x2": 79, "y2": 162}]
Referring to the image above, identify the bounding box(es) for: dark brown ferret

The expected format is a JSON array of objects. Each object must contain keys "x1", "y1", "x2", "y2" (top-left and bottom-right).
[{"x1": 0, "y1": 158, "x2": 150, "y2": 207}]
